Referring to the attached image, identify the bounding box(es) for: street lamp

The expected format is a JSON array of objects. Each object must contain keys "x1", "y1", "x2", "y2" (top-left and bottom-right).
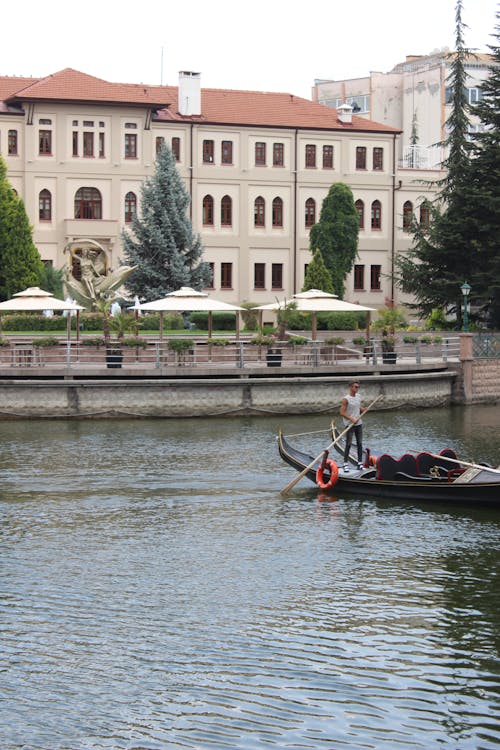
[{"x1": 461, "y1": 282, "x2": 471, "y2": 332}]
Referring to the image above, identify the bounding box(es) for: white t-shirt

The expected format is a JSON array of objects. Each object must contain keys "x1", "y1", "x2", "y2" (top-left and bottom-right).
[{"x1": 342, "y1": 392, "x2": 362, "y2": 427}]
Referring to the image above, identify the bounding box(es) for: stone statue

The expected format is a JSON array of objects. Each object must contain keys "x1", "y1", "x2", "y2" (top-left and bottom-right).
[{"x1": 62, "y1": 240, "x2": 137, "y2": 310}]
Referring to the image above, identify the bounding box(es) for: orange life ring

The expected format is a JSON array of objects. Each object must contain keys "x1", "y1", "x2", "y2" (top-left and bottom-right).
[
  {"x1": 316, "y1": 459, "x2": 339, "y2": 490},
  {"x1": 369, "y1": 455, "x2": 378, "y2": 467}
]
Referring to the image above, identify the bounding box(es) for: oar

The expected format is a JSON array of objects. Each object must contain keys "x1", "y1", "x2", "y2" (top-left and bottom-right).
[
  {"x1": 409, "y1": 449, "x2": 500, "y2": 475},
  {"x1": 280, "y1": 394, "x2": 383, "y2": 495}
]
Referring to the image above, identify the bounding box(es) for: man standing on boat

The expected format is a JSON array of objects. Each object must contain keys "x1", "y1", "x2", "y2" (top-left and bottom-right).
[{"x1": 340, "y1": 381, "x2": 366, "y2": 472}]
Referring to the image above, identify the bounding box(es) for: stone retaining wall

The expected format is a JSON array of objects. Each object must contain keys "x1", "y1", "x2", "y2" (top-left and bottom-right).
[{"x1": 0, "y1": 371, "x2": 455, "y2": 419}]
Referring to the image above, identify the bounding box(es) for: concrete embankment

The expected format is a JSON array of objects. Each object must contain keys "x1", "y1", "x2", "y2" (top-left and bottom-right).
[{"x1": 0, "y1": 371, "x2": 455, "y2": 419}]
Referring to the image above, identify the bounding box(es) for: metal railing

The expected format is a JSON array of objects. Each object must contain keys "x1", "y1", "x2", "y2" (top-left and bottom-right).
[{"x1": 0, "y1": 336, "x2": 461, "y2": 372}]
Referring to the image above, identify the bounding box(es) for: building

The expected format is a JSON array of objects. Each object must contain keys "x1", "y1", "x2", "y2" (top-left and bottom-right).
[
  {"x1": 313, "y1": 50, "x2": 493, "y2": 169},
  {"x1": 0, "y1": 68, "x2": 440, "y2": 311}
]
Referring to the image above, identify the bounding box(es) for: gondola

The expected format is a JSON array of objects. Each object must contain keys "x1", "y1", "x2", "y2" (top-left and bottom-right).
[{"x1": 278, "y1": 424, "x2": 500, "y2": 504}]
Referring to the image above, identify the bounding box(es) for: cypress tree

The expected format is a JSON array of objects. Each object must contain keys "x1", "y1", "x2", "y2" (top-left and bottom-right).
[
  {"x1": 308, "y1": 182, "x2": 359, "y2": 299},
  {"x1": 0, "y1": 156, "x2": 43, "y2": 300},
  {"x1": 122, "y1": 144, "x2": 210, "y2": 299},
  {"x1": 302, "y1": 248, "x2": 335, "y2": 293}
]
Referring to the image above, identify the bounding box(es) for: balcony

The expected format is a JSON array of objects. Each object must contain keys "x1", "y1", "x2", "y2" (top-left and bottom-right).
[{"x1": 64, "y1": 218, "x2": 119, "y2": 242}]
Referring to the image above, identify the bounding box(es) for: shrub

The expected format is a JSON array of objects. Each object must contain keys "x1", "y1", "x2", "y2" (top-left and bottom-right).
[
  {"x1": 288, "y1": 335, "x2": 309, "y2": 345},
  {"x1": 324, "y1": 336, "x2": 345, "y2": 346},
  {"x1": 167, "y1": 338, "x2": 194, "y2": 353},
  {"x1": 207, "y1": 338, "x2": 230, "y2": 346},
  {"x1": 352, "y1": 336, "x2": 367, "y2": 346},
  {"x1": 32, "y1": 336, "x2": 60, "y2": 347},
  {"x1": 122, "y1": 337, "x2": 148, "y2": 348},
  {"x1": 403, "y1": 335, "x2": 418, "y2": 344},
  {"x1": 240, "y1": 303, "x2": 260, "y2": 332},
  {"x1": 189, "y1": 311, "x2": 236, "y2": 331},
  {"x1": 0, "y1": 337, "x2": 10, "y2": 347},
  {"x1": 372, "y1": 306, "x2": 407, "y2": 332},
  {"x1": 81, "y1": 337, "x2": 105, "y2": 347},
  {"x1": 419, "y1": 335, "x2": 433, "y2": 344}
]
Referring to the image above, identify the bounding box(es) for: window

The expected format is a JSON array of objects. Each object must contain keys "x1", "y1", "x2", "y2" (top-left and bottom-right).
[
  {"x1": 273, "y1": 142, "x2": 284, "y2": 167},
  {"x1": 403, "y1": 201, "x2": 413, "y2": 231},
  {"x1": 221, "y1": 140, "x2": 233, "y2": 164},
  {"x1": 305, "y1": 198, "x2": 316, "y2": 227},
  {"x1": 255, "y1": 142, "x2": 266, "y2": 166},
  {"x1": 83, "y1": 132, "x2": 94, "y2": 157},
  {"x1": 420, "y1": 202, "x2": 430, "y2": 227},
  {"x1": 39, "y1": 130, "x2": 52, "y2": 155},
  {"x1": 356, "y1": 146, "x2": 366, "y2": 170},
  {"x1": 371, "y1": 200, "x2": 381, "y2": 230},
  {"x1": 272, "y1": 263, "x2": 283, "y2": 290},
  {"x1": 203, "y1": 139, "x2": 214, "y2": 163},
  {"x1": 39, "y1": 118, "x2": 52, "y2": 125},
  {"x1": 171, "y1": 137, "x2": 180, "y2": 161},
  {"x1": 272, "y1": 197, "x2": 283, "y2": 227},
  {"x1": 124, "y1": 133, "x2": 137, "y2": 159},
  {"x1": 254, "y1": 263, "x2": 265, "y2": 289},
  {"x1": 74, "y1": 187, "x2": 102, "y2": 219},
  {"x1": 39, "y1": 189, "x2": 52, "y2": 221},
  {"x1": 305, "y1": 144, "x2": 316, "y2": 168},
  {"x1": 254, "y1": 196, "x2": 265, "y2": 227},
  {"x1": 370, "y1": 265, "x2": 381, "y2": 291},
  {"x1": 99, "y1": 132, "x2": 105, "y2": 158},
  {"x1": 354, "y1": 264, "x2": 364, "y2": 291},
  {"x1": 206, "y1": 262, "x2": 215, "y2": 289},
  {"x1": 373, "y1": 147, "x2": 383, "y2": 171},
  {"x1": 124, "y1": 192, "x2": 137, "y2": 223},
  {"x1": 83, "y1": 120, "x2": 94, "y2": 127},
  {"x1": 202, "y1": 195, "x2": 214, "y2": 226},
  {"x1": 355, "y1": 199, "x2": 365, "y2": 229},
  {"x1": 322, "y1": 145, "x2": 333, "y2": 169},
  {"x1": 72, "y1": 132, "x2": 79, "y2": 156},
  {"x1": 156, "y1": 136, "x2": 165, "y2": 154},
  {"x1": 221, "y1": 262, "x2": 232, "y2": 289},
  {"x1": 8, "y1": 130, "x2": 18, "y2": 155},
  {"x1": 221, "y1": 195, "x2": 232, "y2": 226}
]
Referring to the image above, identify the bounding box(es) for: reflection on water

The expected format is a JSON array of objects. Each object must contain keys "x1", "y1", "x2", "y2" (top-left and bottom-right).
[{"x1": 1, "y1": 404, "x2": 500, "y2": 749}]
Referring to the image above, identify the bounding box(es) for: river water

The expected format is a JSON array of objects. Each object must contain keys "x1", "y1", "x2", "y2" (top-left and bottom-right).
[{"x1": 1, "y1": 404, "x2": 500, "y2": 750}]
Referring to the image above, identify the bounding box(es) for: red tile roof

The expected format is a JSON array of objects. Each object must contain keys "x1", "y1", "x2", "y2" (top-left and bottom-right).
[{"x1": 1, "y1": 68, "x2": 400, "y2": 134}]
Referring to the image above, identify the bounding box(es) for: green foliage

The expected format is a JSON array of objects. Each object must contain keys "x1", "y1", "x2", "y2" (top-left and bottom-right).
[
  {"x1": 419, "y1": 335, "x2": 433, "y2": 344},
  {"x1": 324, "y1": 336, "x2": 345, "y2": 345},
  {"x1": 167, "y1": 338, "x2": 194, "y2": 353},
  {"x1": 0, "y1": 337, "x2": 10, "y2": 347},
  {"x1": 39, "y1": 263, "x2": 64, "y2": 298},
  {"x1": 81, "y1": 337, "x2": 105, "y2": 347},
  {"x1": 425, "y1": 307, "x2": 454, "y2": 330},
  {"x1": 108, "y1": 312, "x2": 139, "y2": 340},
  {"x1": 239, "y1": 302, "x2": 260, "y2": 332},
  {"x1": 302, "y1": 249, "x2": 335, "y2": 293},
  {"x1": 122, "y1": 143, "x2": 211, "y2": 299},
  {"x1": 288, "y1": 335, "x2": 309, "y2": 345},
  {"x1": 207, "y1": 337, "x2": 230, "y2": 346},
  {"x1": 189, "y1": 311, "x2": 236, "y2": 331},
  {"x1": 122, "y1": 337, "x2": 148, "y2": 348},
  {"x1": 308, "y1": 183, "x2": 359, "y2": 298},
  {"x1": 32, "y1": 336, "x2": 60, "y2": 347},
  {"x1": 316, "y1": 311, "x2": 368, "y2": 330},
  {"x1": 371, "y1": 306, "x2": 407, "y2": 332},
  {"x1": 0, "y1": 156, "x2": 44, "y2": 300},
  {"x1": 352, "y1": 336, "x2": 367, "y2": 346},
  {"x1": 403, "y1": 335, "x2": 418, "y2": 344}
]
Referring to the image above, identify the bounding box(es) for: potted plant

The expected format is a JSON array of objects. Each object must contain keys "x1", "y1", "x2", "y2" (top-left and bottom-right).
[
  {"x1": 381, "y1": 335, "x2": 397, "y2": 363},
  {"x1": 168, "y1": 338, "x2": 195, "y2": 364},
  {"x1": 106, "y1": 311, "x2": 138, "y2": 368}
]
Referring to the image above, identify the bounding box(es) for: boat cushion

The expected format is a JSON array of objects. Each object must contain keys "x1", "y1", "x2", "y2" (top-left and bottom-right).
[{"x1": 376, "y1": 453, "x2": 418, "y2": 481}]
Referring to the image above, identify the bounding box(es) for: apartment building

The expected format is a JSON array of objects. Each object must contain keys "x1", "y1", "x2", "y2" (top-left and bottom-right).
[
  {"x1": 0, "y1": 68, "x2": 438, "y2": 310},
  {"x1": 313, "y1": 50, "x2": 493, "y2": 169}
]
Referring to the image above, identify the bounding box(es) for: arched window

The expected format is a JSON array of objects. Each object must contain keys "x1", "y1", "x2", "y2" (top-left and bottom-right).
[
  {"x1": 403, "y1": 200, "x2": 413, "y2": 231},
  {"x1": 355, "y1": 199, "x2": 364, "y2": 229},
  {"x1": 203, "y1": 195, "x2": 214, "y2": 226},
  {"x1": 74, "y1": 187, "x2": 102, "y2": 219},
  {"x1": 305, "y1": 198, "x2": 316, "y2": 227},
  {"x1": 39, "y1": 189, "x2": 52, "y2": 221},
  {"x1": 124, "y1": 191, "x2": 137, "y2": 223},
  {"x1": 254, "y1": 196, "x2": 265, "y2": 227},
  {"x1": 221, "y1": 195, "x2": 232, "y2": 226},
  {"x1": 420, "y1": 202, "x2": 430, "y2": 227},
  {"x1": 371, "y1": 200, "x2": 381, "y2": 230},
  {"x1": 272, "y1": 197, "x2": 283, "y2": 227}
]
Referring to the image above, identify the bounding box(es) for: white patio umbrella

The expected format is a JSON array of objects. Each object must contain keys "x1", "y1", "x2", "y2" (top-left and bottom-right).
[
  {"x1": 134, "y1": 287, "x2": 244, "y2": 338},
  {"x1": 255, "y1": 289, "x2": 375, "y2": 339},
  {"x1": 0, "y1": 287, "x2": 84, "y2": 340}
]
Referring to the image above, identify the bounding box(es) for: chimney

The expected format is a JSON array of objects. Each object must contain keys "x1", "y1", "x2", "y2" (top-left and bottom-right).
[
  {"x1": 337, "y1": 103, "x2": 353, "y2": 124},
  {"x1": 178, "y1": 71, "x2": 201, "y2": 116}
]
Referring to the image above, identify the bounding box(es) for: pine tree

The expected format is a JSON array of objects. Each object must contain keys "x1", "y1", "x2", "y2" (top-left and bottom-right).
[
  {"x1": 469, "y1": 11, "x2": 500, "y2": 327},
  {"x1": 302, "y1": 248, "x2": 335, "y2": 293},
  {"x1": 0, "y1": 156, "x2": 43, "y2": 300},
  {"x1": 395, "y1": 0, "x2": 477, "y2": 324},
  {"x1": 122, "y1": 144, "x2": 210, "y2": 299},
  {"x1": 308, "y1": 182, "x2": 359, "y2": 299}
]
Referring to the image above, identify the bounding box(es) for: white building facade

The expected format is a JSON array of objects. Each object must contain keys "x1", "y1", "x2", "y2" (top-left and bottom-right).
[{"x1": 0, "y1": 68, "x2": 441, "y2": 311}]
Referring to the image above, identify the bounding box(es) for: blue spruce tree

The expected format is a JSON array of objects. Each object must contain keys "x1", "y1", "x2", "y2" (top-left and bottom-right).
[{"x1": 122, "y1": 144, "x2": 210, "y2": 299}]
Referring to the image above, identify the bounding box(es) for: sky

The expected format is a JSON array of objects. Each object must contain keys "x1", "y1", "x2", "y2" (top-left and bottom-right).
[{"x1": 2, "y1": 0, "x2": 497, "y2": 99}]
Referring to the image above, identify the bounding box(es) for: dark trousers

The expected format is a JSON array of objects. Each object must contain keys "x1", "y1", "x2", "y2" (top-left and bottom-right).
[{"x1": 344, "y1": 424, "x2": 363, "y2": 463}]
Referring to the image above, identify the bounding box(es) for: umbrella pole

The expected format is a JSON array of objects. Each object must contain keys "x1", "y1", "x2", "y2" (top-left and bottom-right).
[
  {"x1": 312, "y1": 313, "x2": 317, "y2": 341},
  {"x1": 76, "y1": 311, "x2": 80, "y2": 343},
  {"x1": 208, "y1": 312, "x2": 213, "y2": 339},
  {"x1": 160, "y1": 312, "x2": 164, "y2": 341},
  {"x1": 235, "y1": 312, "x2": 240, "y2": 341},
  {"x1": 67, "y1": 311, "x2": 71, "y2": 342}
]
